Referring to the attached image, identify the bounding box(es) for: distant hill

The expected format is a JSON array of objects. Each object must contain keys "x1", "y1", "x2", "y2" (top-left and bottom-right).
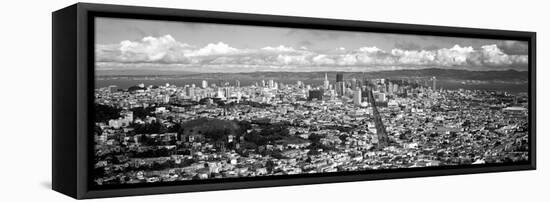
[
  {"x1": 101, "y1": 68, "x2": 527, "y2": 81},
  {"x1": 96, "y1": 68, "x2": 529, "y2": 92}
]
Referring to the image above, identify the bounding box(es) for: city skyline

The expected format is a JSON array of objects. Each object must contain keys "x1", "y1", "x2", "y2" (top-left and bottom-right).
[{"x1": 95, "y1": 17, "x2": 529, "y2": 74}]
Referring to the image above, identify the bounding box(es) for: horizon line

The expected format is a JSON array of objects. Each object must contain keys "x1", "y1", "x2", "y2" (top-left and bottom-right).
[{"x1": 95, "y1": 67, "x2": 528, "y2": 76}]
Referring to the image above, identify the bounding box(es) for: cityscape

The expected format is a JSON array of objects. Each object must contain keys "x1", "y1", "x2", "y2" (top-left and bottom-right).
[
  {"x1": 92, "y1": 18, "x2": 530, "y2": 185},
  {"x1": 93, "y1": 71, "x2": 529, "y2": 185}
]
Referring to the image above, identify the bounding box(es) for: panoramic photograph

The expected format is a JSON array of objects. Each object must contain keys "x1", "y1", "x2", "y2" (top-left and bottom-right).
[{"x1": 92, "y1": 17, "x2": 530, "y2": 185}]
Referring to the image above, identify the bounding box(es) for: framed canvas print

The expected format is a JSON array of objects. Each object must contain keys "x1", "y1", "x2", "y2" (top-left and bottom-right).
[{"x1": 52, "y1": 3, "x2": 536, "y2": 199}]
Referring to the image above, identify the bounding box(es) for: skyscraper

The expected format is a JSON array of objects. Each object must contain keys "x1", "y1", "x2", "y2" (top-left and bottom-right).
[
  {"x1": 186, "y1": 86, "x2": 194, "y2": 97},
  {"x1": 351, "y1": 78, "x2": 357, "y2": 90},
  {"x1": 336, "y1": 73, "x2": 344, "y2": 96},
  {"x1": 308, "y1": 89, "x2": 324, "y2": 101},
  {"x1": 269, "y1": 80, "x2": 274, "y2": 89},
  {"x1": 201, "y1": 80, "x2": 208, "y2": 89},
  {"x1": 353, "y1": 88, "x2": 362, "y2": 106},
  {"x1": 431, "y1": 76, "x2": 437, "y2": 91},
  {"x1": 336, "y1": 73, "x2": 343, "y2": 82},
  {"x1": 225, "y1": 88, "x2": 231, "y2": 98},
  {"x1": 323, "y1": 73, "x2": 330, "y2": 90}
]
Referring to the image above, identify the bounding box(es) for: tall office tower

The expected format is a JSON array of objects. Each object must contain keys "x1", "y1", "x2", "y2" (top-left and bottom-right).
[
  {"x1": 261, "y1": 80, "x2": 266, "y2": 87},
  {"x1": 336, "y1": 73, "x2": 344, "y2": 96},
  {"x1": 297, "y1": 80, "x2": 303, "y2": 87},
  {"x1": 201, "y1": 80, "x2": 208, "y2": 89},
  {"x1": 353, "y1": 88, "x2": 362, "y2": 106},
  {"x1": 323, "y1": 73, "x2": 330, "y2": 90},
  {"x1": 308, "y1": 89, "x2": 324, "y2": 101},
  {"x1": 336, "y1": 73, "x2": 343, "y2": 82},
  {"x1": 269, "y1": 80, "x2": 274, "y2": 89},
  {"x1": 351, "y1": 78, "x2": 357, "y2": 90},
  {"x1": 225, "y1": 88, "x2": 231, "y2": 98},
  {"x1": 216, "y1": 88, "x2": 225, "y2": 99},
  {"x1": 185, "y1": 86, "x2": 192, "y2": 97},
  {"x1": 431, "y1": 76, "x2": 437, "y2": 91},
  {"x1": 363, "y1": 78, "x2": 373, "y2": 89},
  {"x1": 339, "y1": 82, "x2": 346, "y2": 96},
  {"x1": 236, "y1": 80, "x2": 240, "y2": 88},
  {"x1": 366, "y1": 88, "x2": 389, "y2": 149}
]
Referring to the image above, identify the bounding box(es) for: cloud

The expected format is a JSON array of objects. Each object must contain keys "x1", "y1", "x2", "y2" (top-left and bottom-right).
[
  {"x1": 358, "y1": 46, "x2": 383, "y2": 53},
  {"x1": 312, "y1": 54, "x2": 336, "y2": 65},
  {"x1": 480, "y1": 44, "x2": 511, "y2": 65},
  {"x1": 496, "y1": 40, "x2": 528, "y2": 55},
  {"x1": 96, "y1": 35, "x2": 193, "y2": 63},
  {"x1": 186, "y1": 42, "x2": 239, "y2": 57},
  {"x1": 435, "y1": 45, "x2": 475, "y2": 66},
  {"x1": 96, "y1": 35, "x2": 528, "y2": 72},
  {"x1": 261, "y1": 45, "x2": 296, "y2": 52},
  {"x1": 276, "y1": 54, "x2": 311, "y2": 65},
  {"x1": 479, "y1": 44, "x2": 528, "y2": 66},
  {"x1": 391, "y1": 49, "x2": 436, "y2": 65}
]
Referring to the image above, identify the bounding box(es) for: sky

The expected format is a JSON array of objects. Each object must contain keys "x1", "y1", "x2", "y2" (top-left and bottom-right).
[{"x1": 95, "y1": 17, "x2": 529, "y2": 74}]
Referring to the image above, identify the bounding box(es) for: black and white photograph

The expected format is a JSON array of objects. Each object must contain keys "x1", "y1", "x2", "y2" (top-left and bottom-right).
[
  {"x1": 3, "y1": 0, "x2": 550, "y2": 201},
  {"x1": 92, "y1": 17, "x2": 530, "y2": 186}
]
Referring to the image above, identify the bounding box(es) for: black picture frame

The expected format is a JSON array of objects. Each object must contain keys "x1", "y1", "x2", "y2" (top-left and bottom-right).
[{"x1": 52, "y1": 3, "x2": 536, "y2": 199}]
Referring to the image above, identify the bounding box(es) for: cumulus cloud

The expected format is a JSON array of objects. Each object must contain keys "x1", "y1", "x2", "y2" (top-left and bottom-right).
[
  {"x1": 312, "y1": 54, "x2": 336, "y2": 65},
  {"x1": 358, "y1": 46, "x2": 383, "y2": 53},
  {"x1": 435, "y1": 45, "x2": 475, "y2": 66},
  {"x1": 96, "y1": 35, "x2": 528, "y2": 72},
  {"x1": 391, "y1": 49, "x2": 436, "y2": 65},
  {"x1": 261, "y1": 45, "x2": 296, "y2": 52},
  {"x1": 480, "y1": 44, "x2": 512, "y2": 65},
  {"x1": 186, "y1": 42, "x2": 239, "y2": 57},
  {"x1": 497, "y1": 40, "x2": 528, "y2": 55},
  {"x1": 96, "y1": 35, "x2": 194, "y2": 63}
]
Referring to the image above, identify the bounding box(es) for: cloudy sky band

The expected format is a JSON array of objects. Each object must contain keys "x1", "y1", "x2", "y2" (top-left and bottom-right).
[{"x1": 95, "y1": 17, "x2": 529, "y2": 73}]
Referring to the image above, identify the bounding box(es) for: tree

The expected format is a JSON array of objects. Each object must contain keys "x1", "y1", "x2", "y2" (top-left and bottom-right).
[
  {"x1": 130, "y1": 107, "x2": 155, "y2": 119},
  {"x1": 95, "y1": 104, "x2": 121, "y2": 123},
  {"x1": 338, "y1": 134, "x2": 348, "y2": 142},
  {"x1": 308, "y1": 133, "x2": 323, "y2": 143},
  {"x1": 265, "y1": 160, "x2": 276, "y2": 172},
  {"x1": 131, "y1": 121, "x2": 166, "y2": 135}
]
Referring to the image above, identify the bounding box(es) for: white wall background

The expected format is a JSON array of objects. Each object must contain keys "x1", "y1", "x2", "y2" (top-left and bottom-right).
[{"x1": 0, "y1": 0, "x2": 547, "y2": 201}]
